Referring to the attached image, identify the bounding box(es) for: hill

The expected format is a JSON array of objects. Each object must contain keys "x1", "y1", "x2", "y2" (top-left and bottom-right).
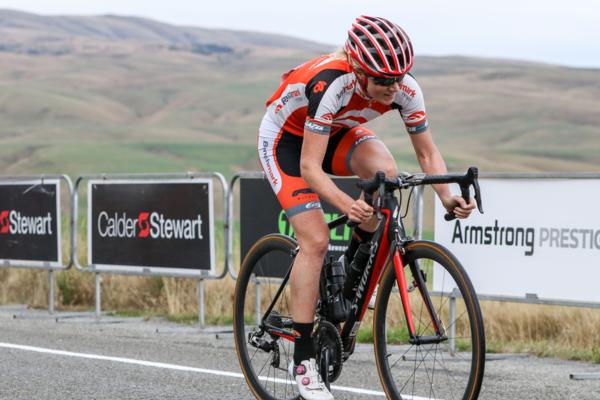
[{"x1": 0, "y1": 9, "x2": 598, "y2": 177}]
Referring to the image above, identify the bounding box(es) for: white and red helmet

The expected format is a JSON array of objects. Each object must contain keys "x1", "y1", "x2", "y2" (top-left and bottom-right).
[{"x1": 345, "y1": 16, "x2": 414, "y2": 78}]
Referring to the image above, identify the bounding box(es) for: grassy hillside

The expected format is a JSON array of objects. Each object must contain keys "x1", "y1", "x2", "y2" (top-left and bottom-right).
[{"x1": 0, "y1": 10, "x2": 599, "y2": 178}]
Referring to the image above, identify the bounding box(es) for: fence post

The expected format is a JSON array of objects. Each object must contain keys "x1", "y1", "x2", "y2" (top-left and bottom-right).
[
  {"x1": 412, "y1": 186, "x2": 424, "y2": 240},
  {"x1": 95, "y1": 272, "x2": 102, "y2": 319},
  {"x1": 198, "y1": 279, "x2": 205, "y2": 328},
  {"x1": 449, "y1": 289, "x2": 457, "y2": 356},
  {"x1": 48, "y1": 269, "x2": 55, "y2": 314}
]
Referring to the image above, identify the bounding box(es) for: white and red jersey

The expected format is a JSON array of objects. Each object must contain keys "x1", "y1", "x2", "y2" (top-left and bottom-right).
[{"x1": 264, "y1": 53, "x2": 429, "y2": 138}]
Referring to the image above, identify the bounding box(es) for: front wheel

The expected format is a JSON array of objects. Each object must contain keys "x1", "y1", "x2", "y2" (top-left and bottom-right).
[{"x1": 373, "y1": 240, "x2": 485, "y2": 400}]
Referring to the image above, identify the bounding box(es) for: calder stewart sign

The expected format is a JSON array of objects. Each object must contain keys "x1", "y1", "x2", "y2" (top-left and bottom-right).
[{"x1": 88, "y1": 180, "x2": 215, "y2": 275}]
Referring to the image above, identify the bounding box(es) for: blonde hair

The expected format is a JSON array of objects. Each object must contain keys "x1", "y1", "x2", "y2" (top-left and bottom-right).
[{"x1": 332, "y1": 47, "x2": 364, "y2": 73}]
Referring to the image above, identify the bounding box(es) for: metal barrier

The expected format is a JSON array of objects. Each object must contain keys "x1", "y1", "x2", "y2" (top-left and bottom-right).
[
  {"x1": 72, "y1": 172, "x2": 229, "y2": 324},
  {"x1": 228, "y1": 172, "x2": 424, "y2": 280},
  {"x1": 428, "y1": 173, "x2": 600, "y2": 370},
  {"x1": 0, "y1": 175, "x2": 74, "y2": 314}
]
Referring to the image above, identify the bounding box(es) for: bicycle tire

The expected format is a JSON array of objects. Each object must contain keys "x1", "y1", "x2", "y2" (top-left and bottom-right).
[
  {"x1": 373, "y1": 240, "x2": 485, "y2": 400},
  {"x1": 234, "y1": 234, "x2": 301, "y2": 400}
]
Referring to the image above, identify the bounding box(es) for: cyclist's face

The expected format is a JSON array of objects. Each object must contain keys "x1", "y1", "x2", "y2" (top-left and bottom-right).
[{"x1": 366, "y1": 75, "x2": 403, "y2": 105}]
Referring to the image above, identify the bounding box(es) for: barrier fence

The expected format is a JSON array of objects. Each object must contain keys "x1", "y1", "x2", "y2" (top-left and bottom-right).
[
  {"x1": 3, "y1": 171, "x2": 600, "y2": 311},
  {"x1": 71, "y1": 172, "x2": 229, "y2": 323},
  {"x1": 1, "y1": 172, "x2": 599, "y2": 337},
  {"x1": 0, "y1": 175, "x2": 74, "y2": 314}
]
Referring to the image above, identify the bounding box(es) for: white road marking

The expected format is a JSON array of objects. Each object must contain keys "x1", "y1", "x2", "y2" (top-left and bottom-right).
[{"x1": 0, "y1": 342, "x2": 387, "y2": 397}]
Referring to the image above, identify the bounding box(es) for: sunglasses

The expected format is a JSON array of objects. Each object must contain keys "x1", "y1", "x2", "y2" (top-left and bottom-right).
[{"x1": 369, "y1": 75, "x2": 404, "y2": 87}]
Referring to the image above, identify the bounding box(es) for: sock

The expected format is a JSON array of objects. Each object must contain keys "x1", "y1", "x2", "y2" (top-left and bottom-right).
[
  {"x1": 293, "y1": 321, "x2": 315, "y2": 365},
  {"x1": 344, "y1": 226, "x2": 375, "y2": 265}
]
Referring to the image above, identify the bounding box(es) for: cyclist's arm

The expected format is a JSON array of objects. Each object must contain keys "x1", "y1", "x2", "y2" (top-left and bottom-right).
[{"x1": 409, "y1": 128, "x2": 475, "y2": 218}]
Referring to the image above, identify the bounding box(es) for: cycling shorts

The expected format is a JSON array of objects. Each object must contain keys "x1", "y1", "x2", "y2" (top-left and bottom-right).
[{"x1": 258, "y1": 114, "x2": 378, "y2": 217}]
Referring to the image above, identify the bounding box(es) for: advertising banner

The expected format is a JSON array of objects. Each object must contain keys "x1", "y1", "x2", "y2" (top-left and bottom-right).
[
  {"x1": 434, "y1": 178, "x2": 600, "y2": 303},
  {"x1": 240, "y1": 177, "x2": 360, "y2": 278},
  {"x1": 88, "y1": 180, "x2": 214, "y2": 276},
  {"x1": 0, "y1": 180, "x2": 62, "y2": 267}
]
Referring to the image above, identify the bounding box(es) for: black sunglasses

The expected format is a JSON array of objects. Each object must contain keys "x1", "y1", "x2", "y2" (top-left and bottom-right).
[{"x1": 369, "y1": 75, "x2": 404, "y2": 87}]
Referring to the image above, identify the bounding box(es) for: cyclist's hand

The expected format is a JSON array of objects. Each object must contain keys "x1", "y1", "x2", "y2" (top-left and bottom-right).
[
  {"x1": 347, "y1": 199, "x2": 374, "y2": 223},
  {"x1": 442, "y1": 195, "x2": 476, "y2": 219}
]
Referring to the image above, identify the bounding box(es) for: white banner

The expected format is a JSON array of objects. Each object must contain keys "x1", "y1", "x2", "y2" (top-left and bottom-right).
[{"x1": 434, "y1": 178, "x2": 600, "y2": 303}]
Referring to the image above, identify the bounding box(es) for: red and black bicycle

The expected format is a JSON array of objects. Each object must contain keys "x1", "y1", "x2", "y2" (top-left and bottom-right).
[{"x1": 234, "y1": 167, "x2": 486, "y2": 400}]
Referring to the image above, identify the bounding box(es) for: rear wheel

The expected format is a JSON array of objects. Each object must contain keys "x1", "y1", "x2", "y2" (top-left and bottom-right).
[
  {"x1": 233, "y1": 234, "x2": 301, "y2": 400},
  {"x1": 374, "y1": 240, "x2": 485, "y2": 400}
]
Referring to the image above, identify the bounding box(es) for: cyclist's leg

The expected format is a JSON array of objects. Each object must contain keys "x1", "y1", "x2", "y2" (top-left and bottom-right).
[
  {"x1": 287, "y1": 210, "x2": 329, "y2": 323},
  {"x1": 259, "y1": 126, "x2": 333, "y2": 399},
  {"x1": 326, "y1": 126, "x2": 397, "y2": 307}
]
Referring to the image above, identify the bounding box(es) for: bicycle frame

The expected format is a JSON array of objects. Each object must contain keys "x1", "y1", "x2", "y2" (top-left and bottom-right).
[
  {"x1": 336, "y1": 190, "x2": 446, "y2": 353},
  {"x1": 258, "y1": 188, "x2": 447, "y2": 353}
]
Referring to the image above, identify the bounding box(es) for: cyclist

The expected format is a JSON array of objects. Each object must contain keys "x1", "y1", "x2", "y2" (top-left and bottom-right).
[{"x1": 257, "y1": 15, "x2": 475, "y2": 399}]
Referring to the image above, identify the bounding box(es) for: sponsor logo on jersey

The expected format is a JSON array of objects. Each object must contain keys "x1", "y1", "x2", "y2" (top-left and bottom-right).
[
  {"x1": 313, "y1": 81, "x2": 327, "y2": 93},
  {"x1": 261, "y1": 140, "x2": 279, "y2": 187},
  {"x1": 305, "y1": 120, "x2": 328, "y2": 133},
  {"x1": 305, "y1": 201, "x2": 321, "y2": 210},
  {"x1": 399, "y1": 84, "x2": 417, "y2": 98},
  {"x1": 275, "y1": 89, "x2": 302, "y2": 114},
  {"x1": 292, "y1": 188, "x2": 314, "y2": 197},
  {"x1": 354, "y1": 135, "x2": 376, "y2": 147},
  {"x1": 97, "y1": 211, "x2": 203, "y2": 240},
  {"x1": 320, "y1": 113, "x2": 334, "y2": 121},
  {"x1": 336, "y1": 79, "x2": 356, "y2": 100},
  {"x1": 405, "y1": 111, "x2": 426, "y2": 123},
  {"x1": 281, "y1": 89, "x2": 301, "y2": 106},
  {"x1": 0, "y1": 210, "x2": 53, "y2": 236}
]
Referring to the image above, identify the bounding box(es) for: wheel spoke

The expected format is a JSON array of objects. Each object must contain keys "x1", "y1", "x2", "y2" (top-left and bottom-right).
[
  {"x1": 234, "y1": 235, "x2": 299, "y2": 400},
  {"x1": 374, "y1": 243, "x2": 485, "y2": 400}
]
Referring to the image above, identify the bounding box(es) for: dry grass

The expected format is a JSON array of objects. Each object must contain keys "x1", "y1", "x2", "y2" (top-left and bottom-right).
[
  {"x1": 481, "y1": 301, "x2": 600, "y2": 362},
  {"x1": 2, "y1": 268, "x2": 599, "y2": 362}
]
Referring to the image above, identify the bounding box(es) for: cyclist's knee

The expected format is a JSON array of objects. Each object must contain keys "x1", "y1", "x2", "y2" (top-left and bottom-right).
[
  {"x1": 296, "y1": 228, "x2": 329, "y2": 260},
  {"x1": 351, "y1": 141, "x2": 398, "y2": 178},
  {"x1": 358, "y1": 160, "x2": 397, "y2": 179}
]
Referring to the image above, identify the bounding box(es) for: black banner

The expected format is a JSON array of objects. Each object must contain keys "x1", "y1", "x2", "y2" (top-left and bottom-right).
[
  {"x1": 240, "y1": 177, "x2": 360, "y2": 277},
  {"x1": 89, "y1": 181, "x2": 214, "y2": 272},
  {"x1": 0, "y1": 182, "x2": 60, "y2": 264}
]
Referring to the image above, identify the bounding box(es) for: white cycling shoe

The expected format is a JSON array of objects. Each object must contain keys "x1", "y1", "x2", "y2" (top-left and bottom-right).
[{"x1": 288, "y1": 358, "x2": 334, "y2": 400}]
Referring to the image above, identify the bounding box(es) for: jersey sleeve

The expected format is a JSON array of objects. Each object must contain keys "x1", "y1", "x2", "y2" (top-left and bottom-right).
[
  {"x1": 304, "y1": 70, "x2": 347, "y2": 136},
  {"x1": 394, "y1": 75, "x2": 429, "y2": 134}
]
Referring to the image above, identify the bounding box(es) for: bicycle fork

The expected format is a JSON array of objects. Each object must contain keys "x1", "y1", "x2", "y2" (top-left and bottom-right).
[{"x1": 393, "y1": 244, "x2": 447, "y2": 345}]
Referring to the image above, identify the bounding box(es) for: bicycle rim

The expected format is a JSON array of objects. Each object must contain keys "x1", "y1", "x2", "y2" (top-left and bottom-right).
[
  {"x1": 233, "y1": 234, "x2": 300, "y2": 400},
  {"x1": 374, "y1": 241, "x2": 485, "y2": 400}
]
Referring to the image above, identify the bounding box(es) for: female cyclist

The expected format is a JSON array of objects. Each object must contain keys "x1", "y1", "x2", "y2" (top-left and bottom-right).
[{"x1": 257, "y1": 15, "x2": 475, "y2": 400}]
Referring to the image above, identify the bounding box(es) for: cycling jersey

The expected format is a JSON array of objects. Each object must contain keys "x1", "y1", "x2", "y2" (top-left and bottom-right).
[
  {"x1": 258, "y1": 53, "x2": 430, "y2": 217},
  {"x1": 265, "y1": 54, "x2": 429, "y2": 137}
]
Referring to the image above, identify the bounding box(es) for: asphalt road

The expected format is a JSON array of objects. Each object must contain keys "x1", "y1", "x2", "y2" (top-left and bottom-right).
[{"x1": 0, "y1": 305, "x2": 598, "y2": 399}]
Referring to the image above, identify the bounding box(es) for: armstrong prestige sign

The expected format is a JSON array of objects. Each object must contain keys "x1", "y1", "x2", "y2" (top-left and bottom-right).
[
  {"x1": 0, "y1": 181, "x2": 61, "y2": 267},
  {"x1": 434, "y1": 178, "x2": 600, "y2": 303},
  {"x1": 240, "y1": 177, "x2": 360, "y2": 278},
  {"x1": 88, "y1": 180, "x2": 214, "y2": 275}
]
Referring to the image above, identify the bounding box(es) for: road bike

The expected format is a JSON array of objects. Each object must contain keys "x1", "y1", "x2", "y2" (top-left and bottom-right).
[{"x1": 234, "y1": 167, "x2": 486, "y2": 400}]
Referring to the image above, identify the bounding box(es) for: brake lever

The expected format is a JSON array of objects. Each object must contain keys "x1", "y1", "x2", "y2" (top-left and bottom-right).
[
  {"x1": 470, "y1": 168, "x2": 484, "y2": 214},
  {"x1": 444, "y1": 166, "x2": 484, "y2": 221}
]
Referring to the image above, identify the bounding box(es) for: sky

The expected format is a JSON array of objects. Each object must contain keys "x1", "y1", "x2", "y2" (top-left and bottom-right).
[{"x1": 1, "y1": 0, "x2": 599, "y2": 68}]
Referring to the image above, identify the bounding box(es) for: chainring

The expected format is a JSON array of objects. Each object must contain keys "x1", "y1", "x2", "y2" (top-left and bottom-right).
[{"x1": 313, "y1": 320, "x2": 344, "y2": 384}]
